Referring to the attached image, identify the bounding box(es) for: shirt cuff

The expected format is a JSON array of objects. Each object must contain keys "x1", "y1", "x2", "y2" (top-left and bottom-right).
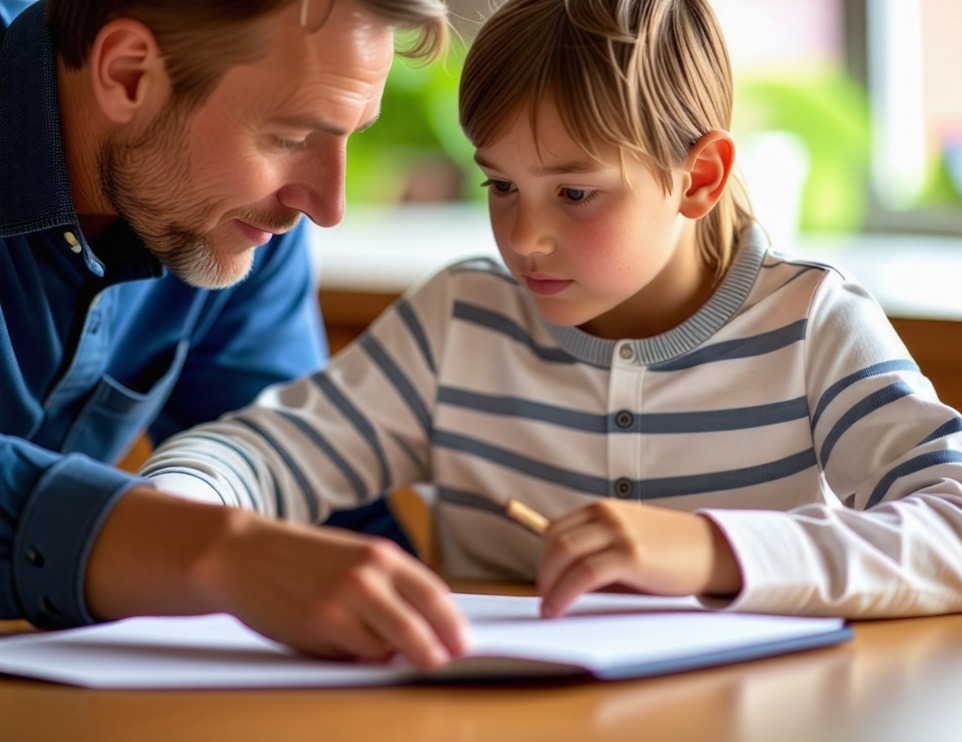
[
  {"x1": 696, "y1": 508, "x2": 823, "y2": 614},
  {"x1": 12, "y1": 455, "x2": 144, "y2": 628}
]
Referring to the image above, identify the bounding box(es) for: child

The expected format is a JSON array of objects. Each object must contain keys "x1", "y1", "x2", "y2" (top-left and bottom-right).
[{"x1": 144, "y1": 0, "x2": 962, "y2": 625}]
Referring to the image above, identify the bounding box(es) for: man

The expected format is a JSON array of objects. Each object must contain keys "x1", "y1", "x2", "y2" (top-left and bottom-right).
[{"x1": 0, "y1": 0, "x2": 467, "y2": 670}]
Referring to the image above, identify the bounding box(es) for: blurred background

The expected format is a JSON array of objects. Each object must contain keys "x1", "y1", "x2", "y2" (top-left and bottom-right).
[{"x1": 339, "y1": 0, "x2": 962, "y2": 248}]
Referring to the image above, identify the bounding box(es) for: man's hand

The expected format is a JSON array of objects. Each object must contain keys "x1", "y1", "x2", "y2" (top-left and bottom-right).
[
  {"x1": 537, "y1": 500, "x2": 743, "y2": 618},
  {"x1": 85, "y1": 486, "x2": 469, "y2": 671}
]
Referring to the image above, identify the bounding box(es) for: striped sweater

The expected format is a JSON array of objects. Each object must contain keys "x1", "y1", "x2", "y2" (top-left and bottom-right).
[{"x1": 144, "y1": 224, "x2": 962, "y2": 618}]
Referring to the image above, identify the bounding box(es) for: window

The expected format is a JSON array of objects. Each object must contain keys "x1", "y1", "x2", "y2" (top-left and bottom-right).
[{"x1": 715, "y1": 0, "x2": 962, "y2": 240}]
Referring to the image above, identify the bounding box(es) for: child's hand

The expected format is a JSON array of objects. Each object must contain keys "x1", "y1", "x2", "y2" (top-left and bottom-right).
[{"x1": 537, "y1": 501, "x2": 743, "y2": 618}]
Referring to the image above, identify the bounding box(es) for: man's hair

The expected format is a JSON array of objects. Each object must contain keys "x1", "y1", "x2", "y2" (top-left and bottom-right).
[
  {"x1": 47, "y1": 0, "x2": 448, "y2": 109},
  {"x1": 459, "y1": 0, "x2": 754, "y2": 279}
]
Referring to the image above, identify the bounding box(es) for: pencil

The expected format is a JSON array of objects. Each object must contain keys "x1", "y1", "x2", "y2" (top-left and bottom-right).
[{"x1": 505, "y1": 498, "x2": 549, "y2": 536}]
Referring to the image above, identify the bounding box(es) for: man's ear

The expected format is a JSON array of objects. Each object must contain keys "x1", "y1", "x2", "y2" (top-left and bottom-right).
[
  {"x1": 88, "y1": 19, "x2": 168, "y2": 124},
  {"x1": 679, "y1": 130, "x2": 735, "y2": 220}
]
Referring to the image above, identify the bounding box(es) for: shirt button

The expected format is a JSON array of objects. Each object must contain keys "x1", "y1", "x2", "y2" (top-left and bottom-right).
[
  {"x1": 618, "y1": 344, "x2": 635, "y2": 362},
  {"x1": 614, "y1": 478, "x2": 634, "y2": 498},
  {"x1": 26, "y1": 546, "x2": 45, "y2": 567},
  {"x1": 615, "y1": 410, "x2": 634, "y2": 429},
  {"x1": 64, "y1": 231, "x2": 82, "y2": 254}
]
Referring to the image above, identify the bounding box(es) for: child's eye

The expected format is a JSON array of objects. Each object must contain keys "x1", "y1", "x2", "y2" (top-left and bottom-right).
[
  {"x1": 559, "y1": 187, "x2": 596, "y2": 205},
  {"x1": 480, "y1": 179, "x2": 516, "y2": 197}
]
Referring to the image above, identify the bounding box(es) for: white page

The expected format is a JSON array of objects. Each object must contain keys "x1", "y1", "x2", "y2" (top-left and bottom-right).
[{"x1": 0, "y1": 593, "x2": 847, "y2": 688}]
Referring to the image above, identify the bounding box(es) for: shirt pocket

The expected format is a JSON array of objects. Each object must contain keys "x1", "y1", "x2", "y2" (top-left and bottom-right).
[{"x1": 61, "y1": 340, "x2": 190, "y2": 463}]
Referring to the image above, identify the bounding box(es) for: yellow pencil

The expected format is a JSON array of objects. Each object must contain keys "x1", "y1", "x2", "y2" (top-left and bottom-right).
[{"x1": 505, "y1": 498, "x2": 549, "y2": 536}]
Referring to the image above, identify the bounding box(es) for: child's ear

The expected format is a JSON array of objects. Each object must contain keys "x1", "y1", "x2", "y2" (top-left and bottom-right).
[
  {"x1": 679, "y1": 130, "x2": 735, "y2": 219},
  {"x1": 88, "y1": 19, "x2": 169, "y2": 124}
]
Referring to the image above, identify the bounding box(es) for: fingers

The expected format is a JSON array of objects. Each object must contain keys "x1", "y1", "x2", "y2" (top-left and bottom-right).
[
  {"x1": 538, "y1": 511, "x2": 629, "y2": 618},
  {"x1": 537, "y1": 508, "x2": 608, "y2": 592},
  {"x1": 536, "y1": 503, "x2": 741, "y2": 619},
  {"x1": 205, "y1": 515, "x2": 469, "y2": 672},
  {"x1": 540, "y1": 550, "x2": 631, "y2": 619},
  {"x1": 396, "y1": 564, "x2": 472, "y2": 659},
  {"x1": 343, "y1": 545, "x2": 470, "y2": 671},
  {"x1": 310, "y1": 539, "x2": 470, "y2": 672}
]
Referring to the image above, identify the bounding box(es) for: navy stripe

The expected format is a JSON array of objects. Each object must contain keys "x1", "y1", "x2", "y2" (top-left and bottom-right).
[
  {"x1": 397, "y1": 299, "x2": 435, "y2": 374},
  {"x1": 921, "y1": 416, "x2": 962, "y2": 445},
  {"x1": 438, "y1": 387, "x2": 605, "y2": 432},
  {"x1": 141, "y1": 432, "x2": 263, "y2": 510},
  {"x1": 361, "y1": 335, "x2": 432, "y2": 436},
  {"x1": 639, "y1": 449, "x2": 818, "y2": 499},
  {"x1": 434, "y1": 429, "x2": 817, "y2": 500},
  {"x1": 436, "y1": 485, "x2": 506, "y2": 518},
  {"x1": 453, "y1": 301, "x2": 578, "y2": 364},
  {"x1": 277, "y1": 410, "x2": 367, "y2": 520},
  {"x1": 652, "y1": 320, "x2": 807, "y2": 372},
  {"x1": 820, "y1": 381, "x2": 914, "y2": 465},
  {"x1": 434, "y1": 429, "x2": 610, "y2": 496},
  {"x1": 633, "y1": 397, "x2": 810, "y2": 433},
  {"x1": 812, "y1": 359, "x2": 919, "y2": 428},
  {"x1": 233, "y1": 417, "x2": 298, "y2": 519},
  {"x1": 389, "y1": 430, "x2": 425, "y2": 469},
  {"x1": 868, "y1": 450, "x2": 962, "y2": 508},
  {"x1": 189, "y1": 432, "x2": 261, "y2": 509},
  {"x1": 439, "y1": 388, "x2": 809, "y2": 435},
  {"x1": 312, "y1": 373, "x2": 390, "y2": 492}
]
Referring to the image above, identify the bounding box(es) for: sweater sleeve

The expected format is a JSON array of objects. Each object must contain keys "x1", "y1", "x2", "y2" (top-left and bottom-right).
[
  {"x1": 141, "y1": 265, "x2": 459, "y2": 523},
  {"x1": 702, "y1": 270, "x2": 962, "y2": 617}
]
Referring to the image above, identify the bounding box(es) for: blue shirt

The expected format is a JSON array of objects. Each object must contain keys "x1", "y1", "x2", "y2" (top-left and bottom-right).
[{"x1": 0, "y1": 3, "x2": 327, "y2": 628}]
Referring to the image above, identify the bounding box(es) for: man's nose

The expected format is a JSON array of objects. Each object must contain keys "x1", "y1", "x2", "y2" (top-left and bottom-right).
[{"x1": 277, "y1": 142, "x2": 347, "y2": 228}]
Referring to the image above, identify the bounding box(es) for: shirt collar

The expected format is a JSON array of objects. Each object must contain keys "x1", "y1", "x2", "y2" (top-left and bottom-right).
[
  {"x1": 0, "y1": 2, "x2": 164, "y2": 281},
  {"x1": 0, "y1": 2, "x2": 76, "y2": 237}
]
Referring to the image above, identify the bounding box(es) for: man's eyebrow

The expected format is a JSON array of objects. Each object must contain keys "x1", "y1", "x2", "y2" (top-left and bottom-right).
[
  {"x1": 270, "y1": 112, "x2": 381, "y2": 136},
  {"x1": 473, "y1": 153, "x2": 605, "y2": 176}
]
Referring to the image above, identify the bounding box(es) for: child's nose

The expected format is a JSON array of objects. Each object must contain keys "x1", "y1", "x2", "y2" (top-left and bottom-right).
[{"x1": 509, "y1": 208, "x2": 554, "y2": 256}]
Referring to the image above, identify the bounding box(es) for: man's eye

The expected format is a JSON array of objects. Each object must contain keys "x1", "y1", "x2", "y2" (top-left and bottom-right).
[{"x1": 273, "y1": 136, "x2": 309, "y2": 152}]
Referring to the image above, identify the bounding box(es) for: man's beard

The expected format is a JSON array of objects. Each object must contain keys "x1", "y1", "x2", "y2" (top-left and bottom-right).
[{"x1": 98, "y1": 105, "x2": 252, "y2": 290}]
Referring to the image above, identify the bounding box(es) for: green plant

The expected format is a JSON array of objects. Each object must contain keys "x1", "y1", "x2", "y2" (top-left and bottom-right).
[
  {"x1": 734, "y1": 68, "x2": 871, "y2": 233},
  {"x1": 345, "y1": 41, "x2": 477, "y2": 205}
]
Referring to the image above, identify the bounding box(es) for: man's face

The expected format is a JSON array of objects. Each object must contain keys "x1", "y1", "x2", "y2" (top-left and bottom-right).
[{"x1": 99, "y1": 0, "x2": 395, "y2": 289}]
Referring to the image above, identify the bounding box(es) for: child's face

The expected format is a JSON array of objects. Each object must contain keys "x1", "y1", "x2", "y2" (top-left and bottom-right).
[{"x1": 473, "y1": 99, "x2": 712, "y2": 339}]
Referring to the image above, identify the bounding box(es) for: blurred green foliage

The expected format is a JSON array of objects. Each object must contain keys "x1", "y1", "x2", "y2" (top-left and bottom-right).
[
  {"x1": 734, "y1": 68, "x2": 871, "y2": 233},
  {"x1": 345, "y1": 39, "x2": 476, "y2": 205}
]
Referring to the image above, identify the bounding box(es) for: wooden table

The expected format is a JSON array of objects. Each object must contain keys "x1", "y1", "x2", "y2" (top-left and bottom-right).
[{"x1": 3, "y1": 584, "x2": 962, "y2": 742}]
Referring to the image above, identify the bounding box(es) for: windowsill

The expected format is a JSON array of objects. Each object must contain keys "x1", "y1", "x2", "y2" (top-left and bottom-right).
[{"x1": 310, "y1": 203, "x2": 962, "y2": 322}]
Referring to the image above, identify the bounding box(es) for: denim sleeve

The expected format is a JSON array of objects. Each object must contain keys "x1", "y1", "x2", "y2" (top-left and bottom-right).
[{"x1": 1, "y1": 437, "x2": 142, "y2": 628}]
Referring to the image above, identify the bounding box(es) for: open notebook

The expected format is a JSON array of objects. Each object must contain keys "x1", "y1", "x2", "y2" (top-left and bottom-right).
[{"x1": 0, "y1": 593, "x2": 851, "y2": 688}]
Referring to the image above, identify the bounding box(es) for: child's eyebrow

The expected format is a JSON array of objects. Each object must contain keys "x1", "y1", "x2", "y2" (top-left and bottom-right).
[{"x1": 474, "y1": 153, "x2": 606, "y2": 176}]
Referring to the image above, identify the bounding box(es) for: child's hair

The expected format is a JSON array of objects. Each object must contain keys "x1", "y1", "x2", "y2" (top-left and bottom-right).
[{"x1": 459, "y1": 0, "x2": 754, "y2": 279}]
